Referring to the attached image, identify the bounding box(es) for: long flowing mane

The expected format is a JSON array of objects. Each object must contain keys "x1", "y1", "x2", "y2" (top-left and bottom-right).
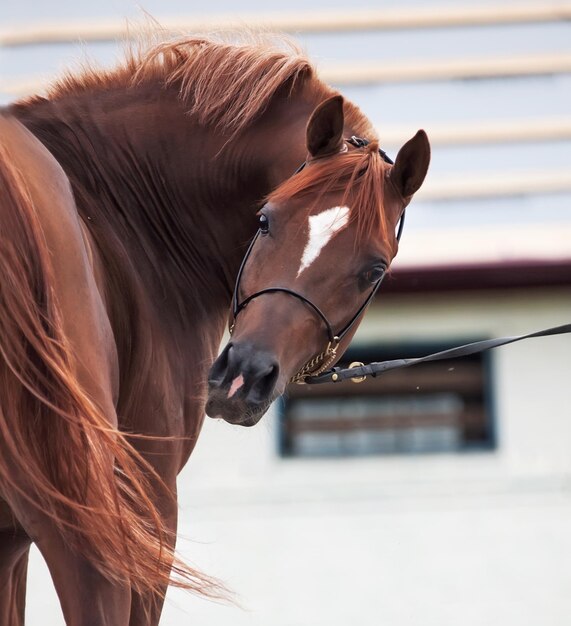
[
  {"x1": 40, "y1": 32, "x2": 377, "y2": 139},
  {"x1": 21, "y1": 32, "x2": 387, "y2": 242}
]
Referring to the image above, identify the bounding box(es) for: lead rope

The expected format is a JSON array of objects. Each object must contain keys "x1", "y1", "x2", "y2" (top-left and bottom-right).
[{"x1": 304, "y1": 323, "x2": 571, "y2": 385}]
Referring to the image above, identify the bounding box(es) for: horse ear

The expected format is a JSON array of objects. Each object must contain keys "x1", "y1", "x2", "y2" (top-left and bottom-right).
[
  {"x1": 390, "y1": 130, "x2": 431, "y2": 198},
  {"x1": 306, "y1": 95, "x2": 345, "y2": 158}
]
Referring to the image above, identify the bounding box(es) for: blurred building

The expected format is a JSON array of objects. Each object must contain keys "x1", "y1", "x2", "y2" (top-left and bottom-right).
[{"x1": 2, "y1": 2, "x2": 571, "y2": 625}]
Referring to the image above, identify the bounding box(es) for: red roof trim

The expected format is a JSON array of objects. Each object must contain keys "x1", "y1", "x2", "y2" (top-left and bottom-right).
[{"x1": 384, "y1": 260, "x2": 571, "y2": 294}]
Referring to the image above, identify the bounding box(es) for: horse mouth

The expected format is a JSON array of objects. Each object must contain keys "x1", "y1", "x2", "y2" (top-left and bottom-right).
[{"x1": 205, "y1": 386, "x2": 271, "y2": 427}]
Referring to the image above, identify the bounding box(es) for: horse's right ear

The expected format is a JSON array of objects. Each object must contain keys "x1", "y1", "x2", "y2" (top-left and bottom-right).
[
  {"x1": 390, "y1": 130, "x2": 431, "y2": 198},
  {"x1": 306, "y1": 95, "x2": 345, "y2": 158}
]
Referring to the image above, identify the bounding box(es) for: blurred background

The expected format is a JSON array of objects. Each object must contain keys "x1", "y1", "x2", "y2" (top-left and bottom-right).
[{"x1": 2, "y1": 1, "x2": 571, "y2": 624}]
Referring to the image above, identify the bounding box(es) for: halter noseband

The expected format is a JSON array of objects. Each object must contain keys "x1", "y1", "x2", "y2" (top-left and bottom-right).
[{"x1": 229, "y1": 137, "x2": 402, "y2": 384}]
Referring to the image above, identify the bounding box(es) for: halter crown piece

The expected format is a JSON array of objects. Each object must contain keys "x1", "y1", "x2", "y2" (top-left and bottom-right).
[{"x1": 229, "y1": 137, "x2": 401, "y2": 384}]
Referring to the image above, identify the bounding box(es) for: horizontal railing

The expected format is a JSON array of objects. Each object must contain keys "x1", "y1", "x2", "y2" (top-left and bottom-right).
[
  {"x1": 378, "y1": 116, "x2": 571, "y2": 147},
  {"x1": 1, "y1": 3, "x2": 570, "y2": 46},
  {"x1": 395, "y1": 222, "x2": 571, "y2": 268},
  {"x1": 418, "y1": 169, "x2": 571, "y2": 201},
  {"x1": 319, "y1": 53, "x2": 571, "y2": 85},
  {"x1": 3, "y1": 51, "x2": 571, "y2": 97}
]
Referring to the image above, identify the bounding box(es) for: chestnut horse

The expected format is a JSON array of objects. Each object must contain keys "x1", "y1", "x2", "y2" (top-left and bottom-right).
[{"x1": 0, "y1": 35, "x2": 429, "y2": 625}]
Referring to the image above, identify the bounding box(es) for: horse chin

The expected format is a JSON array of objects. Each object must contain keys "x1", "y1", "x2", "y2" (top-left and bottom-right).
[{"x1": 205, "y1": 389, "x2": 272, "y2": 427}]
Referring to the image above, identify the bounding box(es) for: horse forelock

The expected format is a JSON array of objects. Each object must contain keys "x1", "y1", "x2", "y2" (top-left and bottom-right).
[{"x1": 267, "y1": 144, "x2": 391, "y2": 247}]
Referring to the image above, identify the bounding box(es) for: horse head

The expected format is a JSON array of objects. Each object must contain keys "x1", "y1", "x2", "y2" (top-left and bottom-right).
[{"x1": 207, "y1": 95, "x2": 430, "y2": 426}]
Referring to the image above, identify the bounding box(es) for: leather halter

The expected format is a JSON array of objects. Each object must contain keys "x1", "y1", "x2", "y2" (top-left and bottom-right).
[{"x1": 229, "y1": 137, "x2": 400, "y2": 384}]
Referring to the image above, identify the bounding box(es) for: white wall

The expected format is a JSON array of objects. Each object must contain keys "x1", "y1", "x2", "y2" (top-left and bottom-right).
[{"x1": 358, "y1": 286, "x2": 571, "y2": 476}]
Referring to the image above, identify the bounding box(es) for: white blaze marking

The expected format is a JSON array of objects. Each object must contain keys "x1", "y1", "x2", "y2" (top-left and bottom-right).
[
  {"x1": 297, "y1": 206, "x2": 350, "y2": 276},
  {"x1": 227, "y1": 374, "x2": 244, "y2": 399}
]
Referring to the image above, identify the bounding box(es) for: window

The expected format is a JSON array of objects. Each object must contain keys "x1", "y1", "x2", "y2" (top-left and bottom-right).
[{"x1": 279, "y1": 340, "x2": 495, "y2": 457}]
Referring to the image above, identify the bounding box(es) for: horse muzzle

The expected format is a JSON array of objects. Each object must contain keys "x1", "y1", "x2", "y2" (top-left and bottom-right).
[{"x1": 206, "y1": 342, "x2": 280, "y2": 426}]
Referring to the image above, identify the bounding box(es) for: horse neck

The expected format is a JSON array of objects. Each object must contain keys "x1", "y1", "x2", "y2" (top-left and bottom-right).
[{"x1": 11, "y1": 83, "x2": 317, "y2": 338}]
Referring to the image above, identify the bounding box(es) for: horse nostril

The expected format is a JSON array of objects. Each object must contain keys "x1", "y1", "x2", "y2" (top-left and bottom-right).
[
  {"x1": 247, "y1": 361, "x2": 279, "y2": 404},
  {"x1": 208, "y1": 343, "x2": 233, "y2": 387},
  {"x1": 208, "y1": 342, "x2": 279, "y2": 404}
]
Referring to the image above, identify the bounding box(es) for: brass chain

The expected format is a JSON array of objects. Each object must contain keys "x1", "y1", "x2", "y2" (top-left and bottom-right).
[{"x1": 289, "y1": 339, "x2": 340, "y2": 384}]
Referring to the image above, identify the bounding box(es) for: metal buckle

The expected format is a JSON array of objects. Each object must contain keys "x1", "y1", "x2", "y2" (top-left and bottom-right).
[
  {"x1": 347, "y1": 135, "x2": 369, "y2": 148},
  {"x1": 348, "y1": 361, "x2": 366, "y2": 383}
]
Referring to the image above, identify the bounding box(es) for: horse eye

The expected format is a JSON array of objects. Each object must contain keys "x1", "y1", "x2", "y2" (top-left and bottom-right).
[
  {"x1": 364, "y1": 265, "x2": 386, "y2": 284},
  {"x1": 259, "y1": 214, "x2": 269, "y2": 234}
]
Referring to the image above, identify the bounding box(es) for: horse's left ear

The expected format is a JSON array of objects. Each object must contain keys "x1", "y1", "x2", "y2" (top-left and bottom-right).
[
  {"x1": 306, "y1": 95, "x2": 345, "y2": 158},
  {"x1": 390, "y1": 130, "x2": 431, "y2": 198}
]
